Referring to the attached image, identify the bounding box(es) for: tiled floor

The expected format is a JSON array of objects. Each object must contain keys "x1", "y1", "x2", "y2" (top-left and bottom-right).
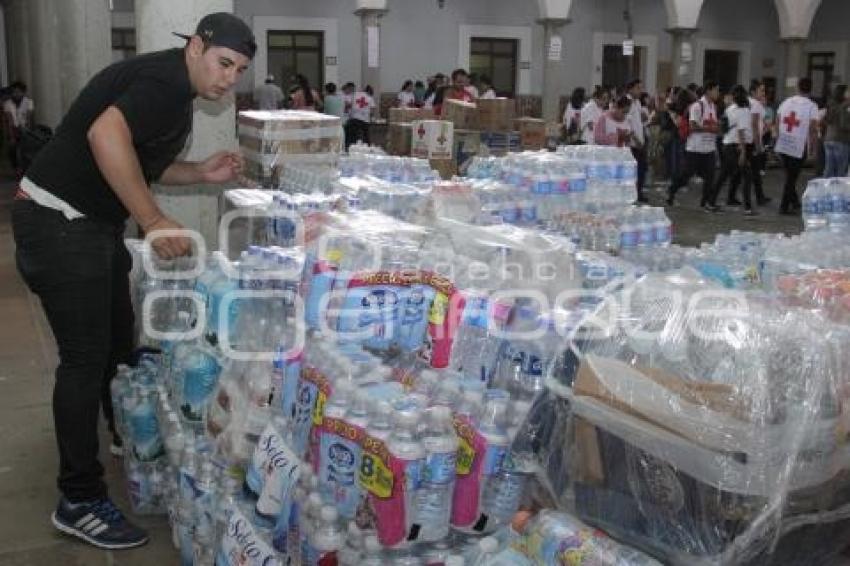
[{"x1": 0, "y1": 165, "x2": 845, "y2": 565}]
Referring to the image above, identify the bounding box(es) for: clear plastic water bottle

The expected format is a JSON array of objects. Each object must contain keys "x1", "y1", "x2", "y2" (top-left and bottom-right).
[
  {"x1": 128, "y1": 389, "x2": 164, "y2": 462},
  {"x1": 652, "y1": 208, "x2": 673, "y2": 247},
  {"x1": 636, "y1": 208, "x2": 655, "y2": 247},
  {"x1": 619, "y1": 209, "x2": 639, "y2": 255},
  {"x1": 802, "y1": 179, "x2": 827, "y2": 231},
  {"x1": 304, "y1": 506, "x2": 344, "y2": 565},
  {"x1": 361, "y1": 535, "x2": 385, "y2": 566},
  {"x1": 337, "y1": 522, "x2": 363, "y2": 565},
  {"x1": 387, "y1": 409, "x2": 426, "y2": 545},
  {"x1": 828, "y1": 178, "x2": 850, "y2": 233},
  {"x1": 416, "y1": 406, "x2": 458, "y2": 542}
]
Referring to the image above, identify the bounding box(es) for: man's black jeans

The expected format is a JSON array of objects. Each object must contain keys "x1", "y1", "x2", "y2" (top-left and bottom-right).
[{"x1": 12, "y1": 199, "x2": 134, "y2": 502}]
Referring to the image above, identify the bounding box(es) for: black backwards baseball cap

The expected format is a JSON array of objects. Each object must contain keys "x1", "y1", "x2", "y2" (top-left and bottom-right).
[{"x1": 174, "y1": 12, "x2": 257, "y2": 59}]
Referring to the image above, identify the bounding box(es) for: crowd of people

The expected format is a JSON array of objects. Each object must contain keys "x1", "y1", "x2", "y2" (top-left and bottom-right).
[
  {"x1": 564, "y1": 77, "x2": 850, "y2": 216},
  {"x1": 253, "y1": 68, "x2": 494, "y2": 148},
  {"x1": 251, "y1": 68, "x2": 850, "y2": 215}
]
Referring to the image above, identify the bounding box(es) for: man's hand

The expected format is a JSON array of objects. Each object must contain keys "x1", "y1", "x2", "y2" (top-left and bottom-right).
[
  {"x1": 144, "y1": 216, "x2": 193, "y2": 259},
  {"x1": 198, "y1": 151, "x2": 244, "y2": 184}
]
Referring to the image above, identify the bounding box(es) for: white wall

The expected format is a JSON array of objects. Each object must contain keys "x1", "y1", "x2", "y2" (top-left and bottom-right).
[{"x1": 225, "y1": 0, "x2": 838, "y2": 98}]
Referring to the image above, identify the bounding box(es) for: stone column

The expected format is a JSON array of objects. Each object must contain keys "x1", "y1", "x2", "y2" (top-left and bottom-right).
[
  {"x1": 28, "y1": 0, "x2": 63, "y2": 128},
  {"x1": 135, "y1": 0, "x2": 238, "y2": 251},
  {"x1": 354, "y1": 8, "x2": 387, "y2": 94},
  {"x1": 538, "y1": 18, "x2": 569, "y2": 124},
  {"x1": 5, "y1": 0, "x2": 33, "y2": 91},
  {"x1": 56, "y1": 0, "x2": 112, "y2": 113},
  {"x1": 667, "y1": 27, "x2": 697, "y2": 86},
  {"x1": 782, "y1": 37, "x2": 806, "y2": 97}
]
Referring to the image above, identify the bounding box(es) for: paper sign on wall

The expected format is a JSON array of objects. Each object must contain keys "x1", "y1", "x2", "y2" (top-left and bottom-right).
[
  {"x1": 367, "y1": 26, "x2": 379, "y2": 68},
  {"x1": 548, "y1": 35, "x2": 562, "y2": 62},
  {"x1": 623, "y1": 39, "x2": 635, "y2": 56}
]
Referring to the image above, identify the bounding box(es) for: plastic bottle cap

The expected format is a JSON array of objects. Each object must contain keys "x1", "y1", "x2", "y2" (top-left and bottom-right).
[
  {"x1": 431, "y1": 405, "x2": 452, "y2": 421},
  {"x1": 347, "y1": 521, "x2": 361, "y2": 537},
  {"x1": 320, "y1": 506, "x2": 338, "y2": 522},
  {"x1": 479, "y1": 537, "x2": 499, "y2": 553},
  {"x1": 363, "y1": 535, "x2": 381, "y2": 552}
]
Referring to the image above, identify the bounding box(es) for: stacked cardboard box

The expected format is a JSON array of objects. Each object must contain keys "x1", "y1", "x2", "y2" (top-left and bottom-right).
[
  {"x1": 514, "y1": 117, "x2": 547, "y2": 150},
  {"x1": 387, "y1": 123, "x2": 413, "y2": 156},
  {"x1": 388, "y1": 107, "x2": 434, "y2": 124},
  {"x1": 477, "y1": 98, "x2": 515, "y2": 132},
  {"x1": 238, "y1": 110, "x2": 342, "y2": 188},
  {"x1": 442, "y1": 99, "x2": 479, "y2": 130},
  {"x1": 411, "y1": 120, "x2": 454, "y2": 160}
]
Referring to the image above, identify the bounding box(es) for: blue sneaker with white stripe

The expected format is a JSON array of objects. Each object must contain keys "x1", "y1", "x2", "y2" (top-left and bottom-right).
[{"x1": 51, "y1": 497, "x2": 148, "y2": 550}]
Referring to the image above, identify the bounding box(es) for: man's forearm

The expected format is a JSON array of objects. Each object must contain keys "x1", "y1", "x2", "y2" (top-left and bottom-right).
[
  {"x1": 159, "y1": 160, "x2": 205, "y2": 186},
  {"x1": 88, "y1": 107, "x2": 164, "y2": 230}
]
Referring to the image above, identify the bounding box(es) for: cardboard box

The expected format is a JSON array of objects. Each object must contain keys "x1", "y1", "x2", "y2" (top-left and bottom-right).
[
  {"x1": 411, "y1": 120, "x2": 454, "y2": 160},
  {"x1": 388, "y1": 107, "x2": 435, "y2": 124},
  {"x1": 387, "y1": 123, "x2": 413, "y2": 156},
  {"x1": 442, "y1": 99, "x2": 479, "y2": 130},
  {"x1": 514, "y1": 117, "x2": 547, "y2": 150},
  {"x1": 238, "y1": 110, "x2": 342, "y2": 187},
  {"x1": 477, "y1": 98, "x2": 515, "y2": 132},
  {"x1": 429, "y1": 158, "x2": 458, "y2": 180}
]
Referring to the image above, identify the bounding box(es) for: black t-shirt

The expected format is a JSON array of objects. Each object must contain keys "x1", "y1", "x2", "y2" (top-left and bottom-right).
[{"x1": 27, "y1": 48, "x2": 194, "y2": 225}]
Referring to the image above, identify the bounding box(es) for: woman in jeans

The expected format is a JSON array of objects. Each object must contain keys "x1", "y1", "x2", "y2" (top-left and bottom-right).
[
  {"x1": 714, "y1": 85, "x2": 758, "y2": 216},
  {"x1": 823, "y1": 84, "x2": 850, "y2": 177}
]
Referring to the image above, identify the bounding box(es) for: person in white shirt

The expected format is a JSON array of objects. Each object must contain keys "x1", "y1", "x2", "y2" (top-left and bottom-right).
[
  {"x1": 593, "y1": 95, "x2": 635, "y2": 147},
  {"x1": 346, "y1": 85, "x2": 376, "y2": 148},
  {"x1": 579, "y1": 87, "x2": 609, "y2": 144},
  {"x1": 253, "y1": 74, "x2": 284, "y2": 110},
  {"x1": 625, "y1": 79, "x2": 648, "y2": 202},
  {"x1": 728, "y1": 80, "x2": 770, "y2": 205},
  {"x1": 396, "y1": 80, "x2": 416, "y2": 108},
  {"x1": 775, "y1": 77, "x2": 820, "y2": 214},
  {"x1": 3, "y1": 81, "x2": 34, "y2": 175},
  {"x1": 668, "y1": 80, "x2": 722, "y2": 212},
  {"x1": 479, "y1": 75, "x2": 497, "y2": 99},
  {"x1": 715, "y1": 85, "x2": 757, "y2": 215}
]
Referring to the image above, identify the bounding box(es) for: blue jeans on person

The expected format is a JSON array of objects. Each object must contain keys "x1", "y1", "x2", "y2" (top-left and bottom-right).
[{"x1": 823, "y1": 141, "x2": 850, "y2": 178}]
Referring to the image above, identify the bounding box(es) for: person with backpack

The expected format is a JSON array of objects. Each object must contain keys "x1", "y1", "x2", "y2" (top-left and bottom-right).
[
  {"x1": 667, "y1": 80, "x2": 722, "y2": 212},
  {"x1": 714, "y1": 85, "x2": 758, "y2": 216}
]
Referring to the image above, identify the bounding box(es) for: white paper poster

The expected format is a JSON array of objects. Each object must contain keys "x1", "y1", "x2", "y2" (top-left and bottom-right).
[
  {"x1": 623, "y1": 39, "x2": 635, "y2": 56},
  {"x1": 367, "y1": 26, "x2": 379, "y2": 68},
  {"x1": 548, "y1": 35, "x2": 562, "y2": 62}
]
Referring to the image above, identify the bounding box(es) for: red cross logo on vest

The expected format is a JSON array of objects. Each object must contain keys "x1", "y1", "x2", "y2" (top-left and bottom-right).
[
  {"x1": 356, "y1": 96, "x2": 369, "y2": 109},
  {"x1": 783, "y1": 111, "x2": 801, "y2": 133}
]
